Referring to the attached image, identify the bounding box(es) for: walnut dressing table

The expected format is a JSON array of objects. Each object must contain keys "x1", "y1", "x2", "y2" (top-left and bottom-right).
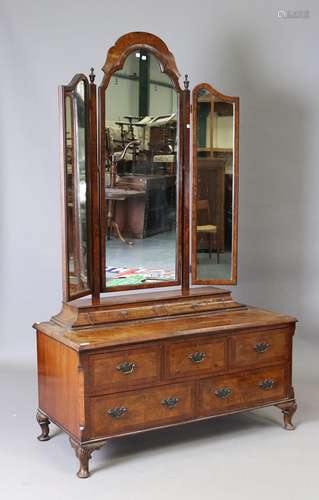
[{"x1": 34, "y1": 32, "x2": 297, "y2": 478}]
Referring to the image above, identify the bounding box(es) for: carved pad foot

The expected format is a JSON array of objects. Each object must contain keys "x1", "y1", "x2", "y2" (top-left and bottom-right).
[
  {"x1": 70, "y1": 438, "x2": 106, "y2": 478},
  {"x1": 36, "y1": 410, "x2": 51, "y2": 441},
  {"x1": 276, "y1": 400, "x2": 297, "y2": 431}
]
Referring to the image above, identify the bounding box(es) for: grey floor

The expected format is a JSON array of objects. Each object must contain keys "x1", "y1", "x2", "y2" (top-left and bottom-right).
[
  {"x1": 106, "y1": 231, "x2": 231, "y2": 280},
  {"x1": 0, "y1": 335, "x2": 318, "y2": 499},
  {"x1": 197, "y1": 251, "x2": 231, "y2": 280},
  {"x1": 106, "y1": 231, "x2": 177, "y2": 272}
]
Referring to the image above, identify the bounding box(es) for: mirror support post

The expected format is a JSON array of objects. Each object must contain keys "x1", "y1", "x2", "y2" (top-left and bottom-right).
[
  {"x1": 88, "y1": 69, "x2": 101, "y2": 303},
  {"x1": 59, "y1": 86, "x2": 69, "y2": 302},
  {"x1": 182, "y1": 77, "x2": 191, "y2": 292}
]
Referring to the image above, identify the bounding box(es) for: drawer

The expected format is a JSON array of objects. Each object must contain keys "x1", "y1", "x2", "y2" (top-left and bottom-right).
[
  {"x1": 88, "y1": 346, "x2": 161, "y2": 394},
  {"x1": 230, "y1": 328, "x2": 290, "y2": 368},
  {"x1": 89, "y1": 382, "x2": 194, "y2": 437},
  {"x1": 199, "y1": 366, "x2": 287, "y2": 416},
  {"x1": 166, "y1": 338, "x2": 227, "y2": 378}
]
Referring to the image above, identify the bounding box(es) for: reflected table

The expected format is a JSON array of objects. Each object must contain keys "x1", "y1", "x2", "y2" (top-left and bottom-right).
[
  {"x1": 116, "y1": 174, "x2": 176, "y2": 239},
  {"x1": 106, "y1": 187, "x2": 145, "y2": 245}
]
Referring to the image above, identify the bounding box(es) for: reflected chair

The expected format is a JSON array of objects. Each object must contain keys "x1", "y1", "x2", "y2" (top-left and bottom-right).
[{"x1": 196, "y1": 199, "x2": 219, "y2": 263}]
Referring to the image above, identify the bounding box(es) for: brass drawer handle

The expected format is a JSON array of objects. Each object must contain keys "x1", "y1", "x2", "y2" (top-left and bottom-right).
[
  {"x1": 215, "y1": 387, "x2": 232, "y2": 399},
  {"x1": 254, "y1": 342, "x2": 271, "y2": 353},
  {"x1": 117, "y1": 361, "x2": 137, "y2": 375},
  {"x1": 188, "y1": 351, "x2": 206, "y2": 363},
  {"x1": 107, "y1": 406, "x2": 128, "y2": 419},
  {"x1": 259, "y1": 379, "x2": 275, "y2": 391},
  {"x1": 161, "y1": 396, "x2": 180, "y2": 409}
]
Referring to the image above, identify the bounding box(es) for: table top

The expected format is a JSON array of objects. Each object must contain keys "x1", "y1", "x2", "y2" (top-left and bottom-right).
[
  {"x1": 106, "y1": 187, "x2": 145, "y2": 200},
  {"x1": 36, "y1": 305, "x2": 297, "y2": 352}
]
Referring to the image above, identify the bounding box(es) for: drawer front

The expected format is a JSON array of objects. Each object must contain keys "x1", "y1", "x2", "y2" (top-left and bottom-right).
[
  {"x1": 89, "y1": 382, "x2": 194, "y2": 437},
  {"x1": 166, "y1": 338, "x2": 227, "y2": 378},
  {"x1": 199, "y1": 366, "x2": 287, "y2": 416},
  {"x1": 231, "y1": 328, "x2": 290, "y2": 368},
  {"x1": 89, "y1": 346, "x2": 161, "y2": 394}
]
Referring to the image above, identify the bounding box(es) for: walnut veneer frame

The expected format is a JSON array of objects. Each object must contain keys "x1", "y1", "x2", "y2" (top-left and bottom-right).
[
  {"x1": 60, "y1": 74, "x2": 94, "y2": 301},
  {"x1": 191, "y1": 83, "x2": 239, "y2": 285},
  {"x1": 98, "y1": 32, "x2": 190, "y2": 293}
]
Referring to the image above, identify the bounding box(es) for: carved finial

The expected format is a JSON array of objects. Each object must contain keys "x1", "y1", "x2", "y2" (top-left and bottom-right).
[
  {"x1": 184, "y1": 74, "x2": 190, "y2": 90},
  {"x1": 89, "y1": 67, "x2": 95, "y2": 83}
]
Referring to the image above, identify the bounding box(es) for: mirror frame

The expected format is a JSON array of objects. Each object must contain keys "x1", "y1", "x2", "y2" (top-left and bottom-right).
[
  {"x1": 60, "y1": 74, "x2": 93, "y2": 301},
  {"x1": 191, "y1": 83, "x2": 239, "y2": 285},
  {"x1": 98, "y1": 32, "x2": 187, "y2": 293}
]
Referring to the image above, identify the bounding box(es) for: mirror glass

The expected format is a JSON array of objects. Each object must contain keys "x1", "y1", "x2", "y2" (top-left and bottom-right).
[
  {"x1": 65, "y1": 81, "x2": 89, "y2": 295},
  {"x1": 104, "y1": 50, "x2": 179, "y2": 288},
  {"x1": 194, "y1": 88, "x2": 234, "y2": 281}
]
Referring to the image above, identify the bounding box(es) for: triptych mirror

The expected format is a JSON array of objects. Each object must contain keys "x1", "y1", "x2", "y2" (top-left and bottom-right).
[
  {"x1": 192, "y1": 84, "x2": 239, "y2": 284},
  {"x1": 59, "y1": 32, "x2": 239, "y2": 301},
  {"x1": 60, "y1": 75, "x2": 91, "y2": 299}
]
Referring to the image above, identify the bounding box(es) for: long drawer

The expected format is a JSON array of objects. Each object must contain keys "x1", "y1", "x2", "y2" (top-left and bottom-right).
[
  {"x1": 199, "y1": 365, "x2": 287, "y2": 416},
  {"x1": 89, "y1": 382, "x2": 194, "y2": 438}
]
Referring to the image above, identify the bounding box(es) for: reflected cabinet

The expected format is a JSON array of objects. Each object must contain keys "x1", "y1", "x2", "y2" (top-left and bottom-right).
[
  {"x1": 192, "y1": 84, "x2": 239, "y2": 284},
  {"x1": 34, "y1": 32, "x2": 297, "y2": 478}
]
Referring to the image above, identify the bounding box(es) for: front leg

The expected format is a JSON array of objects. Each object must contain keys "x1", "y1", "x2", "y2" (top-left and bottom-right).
[
  {"x1": 36, "y1": 410, "x2": 51, "y2": 441},
  {"x1": 276, "y1": 400, "x2": 297, "y2": 430},
  {"x1": 70, "y1": 438, "x2": 106, "y2": 478}
]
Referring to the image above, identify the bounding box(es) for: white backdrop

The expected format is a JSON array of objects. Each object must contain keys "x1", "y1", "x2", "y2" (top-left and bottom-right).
[{"x1": 1, "y1": 0, "x2": 318, "y2": 362}]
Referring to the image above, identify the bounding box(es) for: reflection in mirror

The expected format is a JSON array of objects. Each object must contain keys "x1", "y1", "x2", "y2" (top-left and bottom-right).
[
  {"x1": 194, "y1": 88, "x2": 235, "y2": 281},
  {"x1": 65, "y1": 81, "x2": 89, "y2": 295},
  {"x1": 104, "y1": 50, "x2": 178, "y2": 288}
]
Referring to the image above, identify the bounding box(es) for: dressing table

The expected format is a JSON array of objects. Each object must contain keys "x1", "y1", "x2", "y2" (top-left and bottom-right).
[{"x1": 34, "y1": 32, "x2": 297, "y2": 478}]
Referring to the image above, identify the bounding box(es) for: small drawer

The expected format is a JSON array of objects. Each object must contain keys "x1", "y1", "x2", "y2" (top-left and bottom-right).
[
  {"x1": 88, "y1": 346, "x2": 161, "y2": 394},
  {"x1": 230, "y1": 328, "x2": 290, "y2": 369},
  {"x1": 89, "y1": 382, "x2": 194, "y2": 437},
  {"x1": 166, "y1": 338, "x2": 227, "y2": 378},
  {"x1": 199, "y1": 366, "x2": 287, "y2": 416}
]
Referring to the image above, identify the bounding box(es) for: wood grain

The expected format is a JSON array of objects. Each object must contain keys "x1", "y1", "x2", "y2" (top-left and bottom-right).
[
  {"x1": 230, "y1": 327, "x2": 291, "y2": 368},
  {"x1": 199, "y1": 365, "x2": 287, "y2": 416},
  {"x1": 37, "y1": 306, "x2": 296, "y2": 352},
  {"x1": 37, "y1": 331, "x2": 83, "y2": 439},
  {"x1": 165, "y1": 337, "x2": 227, "y2": 378},
  {"x1": 89, "y1": 382, "x2": 194, "y2": 438},
  {"x1": 52, "y1": 288, "x2": 240, "y2": 329},
  {"x1": 88, "y1": 346, "x2": 161, "y2": 395}
]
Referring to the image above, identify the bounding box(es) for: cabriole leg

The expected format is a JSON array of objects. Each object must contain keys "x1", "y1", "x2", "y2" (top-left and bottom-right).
[
  {"x1": 36, "y1": 410, "x2": 51, "y2": 441},
  {"x1": 70, "y1": 438, "x2": 106, "y2": 478},
  {"x1": 276, "y1": 400, "x2": 297, "y2": 430}
]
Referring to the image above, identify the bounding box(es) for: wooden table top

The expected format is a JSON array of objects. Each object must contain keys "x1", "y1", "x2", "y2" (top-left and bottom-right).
[
  {"x1": 106, "y1": 187, "x2": 145, "y2": 200},
  {"x1": 35, "y1": 306, "x2": 297, "y2": 352}
]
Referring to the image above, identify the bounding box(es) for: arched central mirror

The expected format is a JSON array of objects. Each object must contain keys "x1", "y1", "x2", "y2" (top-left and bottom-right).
[{"x1": 100, "y1": 47, "x2": 181, "y2": 290}]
